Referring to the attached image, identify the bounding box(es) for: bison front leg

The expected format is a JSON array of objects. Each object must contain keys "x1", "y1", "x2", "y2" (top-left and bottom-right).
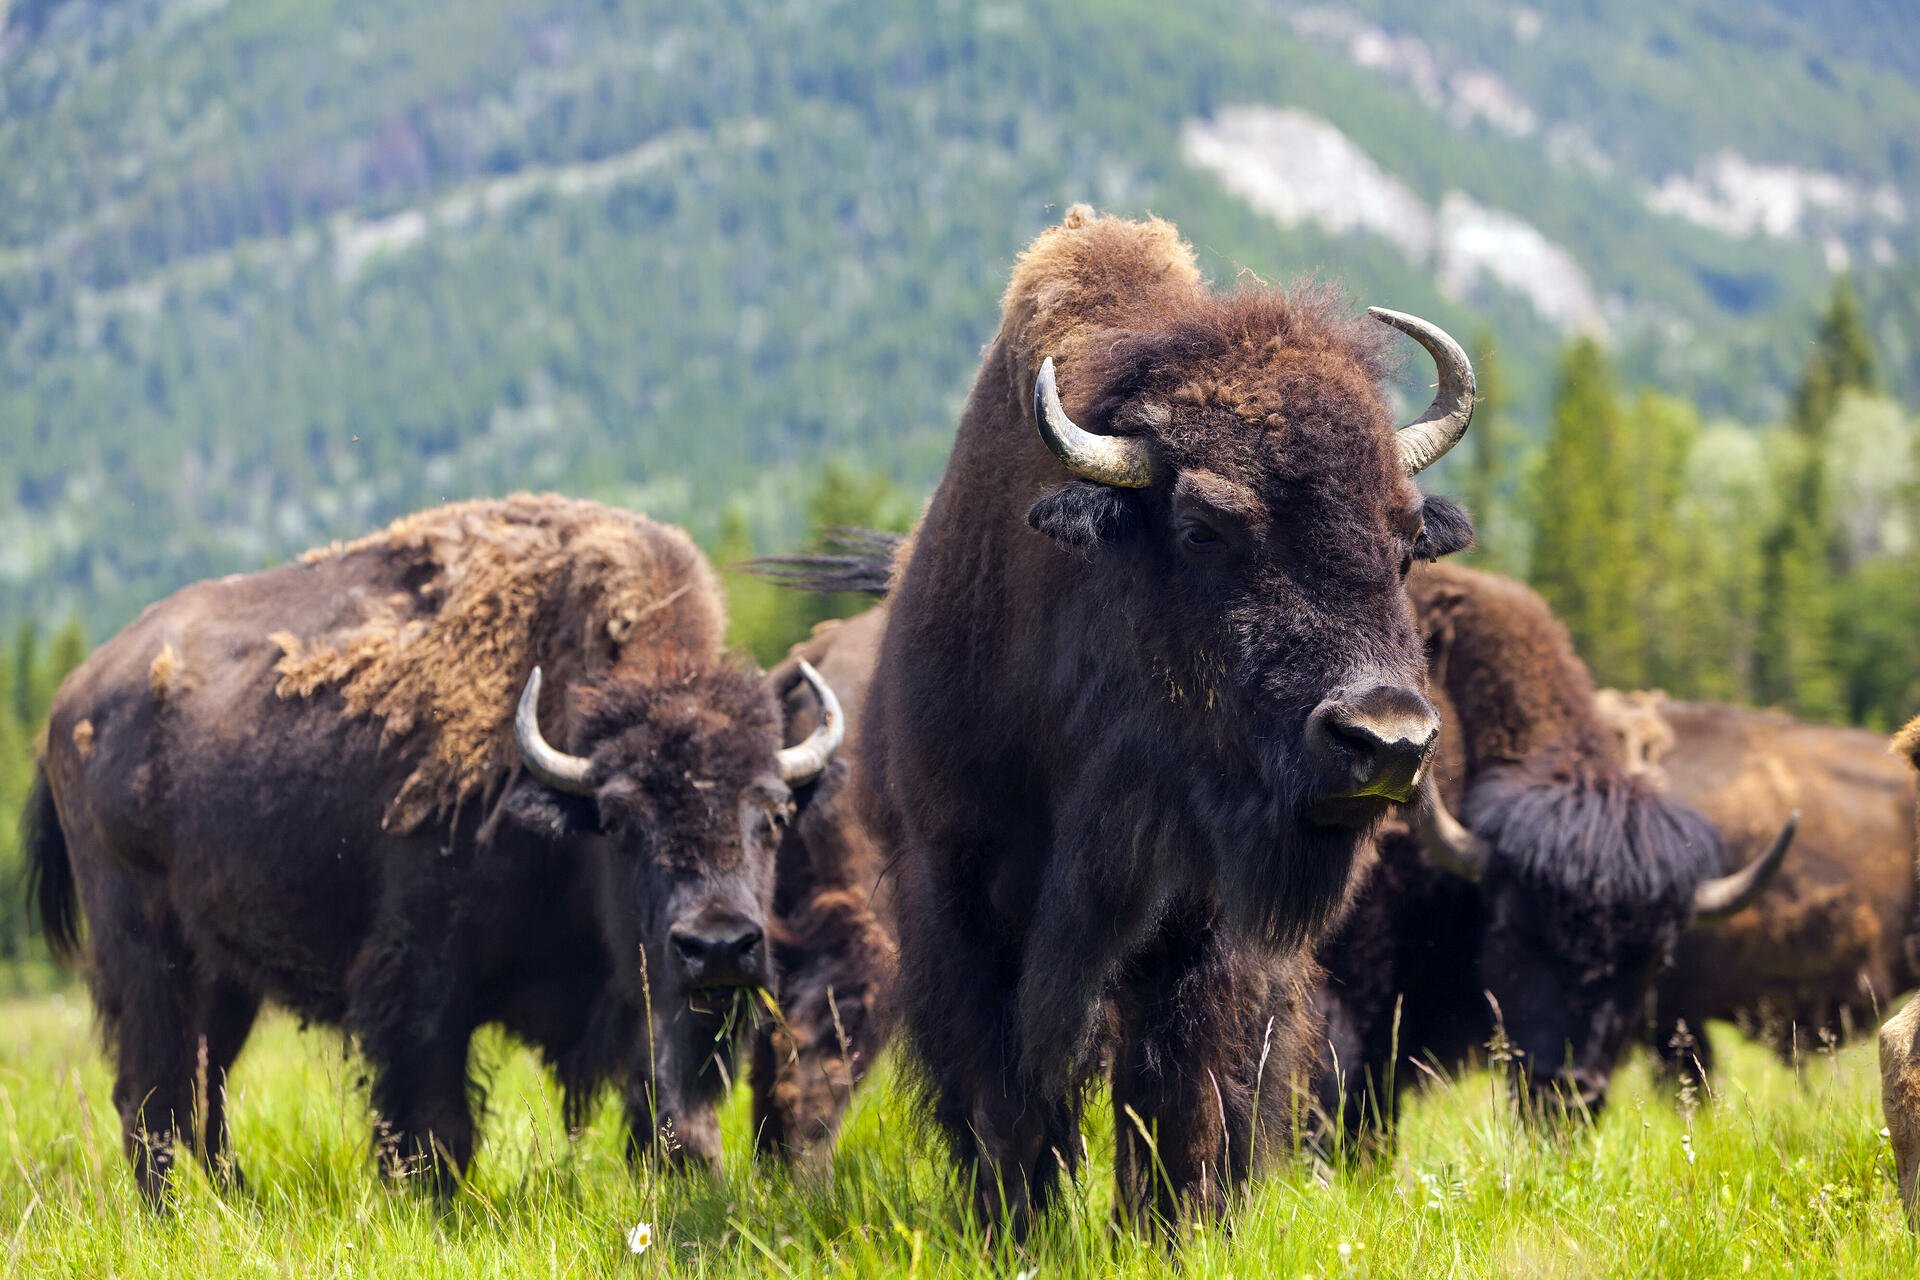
[
  {"x1": 751, "y1": 890, "x2": 894, "y2": 1171},
  {"x1": 192, "y1": 976, "x2": 261, "y2": 1192},
  {"x1": 1881, "y1": 998, "x2": 1920, "y2": 1228},
  {"x1": 348, "y1": 924, "x2": 478, "y2": 1198},
  {"x1": 1111, "y1": 922, "x2": 1309, "y2": 1234},
  {"x1": 627, "y1": 1003, "x2": 735, "y2": 1172}
]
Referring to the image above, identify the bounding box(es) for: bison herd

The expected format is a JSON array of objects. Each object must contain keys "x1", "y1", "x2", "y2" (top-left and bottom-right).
[{"x1": 22, "y1": 207, "x2": 1920, "y2": 1236}]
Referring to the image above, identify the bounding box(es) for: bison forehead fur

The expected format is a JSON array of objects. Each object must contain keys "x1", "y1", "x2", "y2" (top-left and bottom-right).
[{"x1": 571, "y1": 661, "x2": 782, "y2": 865}]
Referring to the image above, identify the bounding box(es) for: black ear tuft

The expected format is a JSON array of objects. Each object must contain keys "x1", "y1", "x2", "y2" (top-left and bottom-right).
[
  {"x1": 1027, "y1": 482, "x2": 1143, "y2": 548},
  {"x1": 1419, "y1": 494, "x2": 1475, "y2": 560},
  {"x1": 502, "y1": 777, "x2": 602, "y2": 840}
]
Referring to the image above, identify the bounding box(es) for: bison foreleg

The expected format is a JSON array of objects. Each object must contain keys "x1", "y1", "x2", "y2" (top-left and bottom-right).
[
  {"x1": 627, "y1": 1003, "x2": 734, "y2": 1172},
  {"x1": 192, "y1": 976, "x2": 261, "y2": 1192},
  {"x1": 1111, "y1": 924, "x2": 1300, "y2": 1233}
]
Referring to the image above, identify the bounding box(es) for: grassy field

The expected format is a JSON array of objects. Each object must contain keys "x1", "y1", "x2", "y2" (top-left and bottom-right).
[{"x1": 2, "y1": 987, "x2": 1913, "y2": 1278}]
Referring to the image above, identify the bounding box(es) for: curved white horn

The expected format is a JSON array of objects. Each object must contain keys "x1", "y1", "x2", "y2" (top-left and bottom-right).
[
  {"x1": 1414, "y1": 783, "x2": 1491, "y2": 882},
  {"x1": 1692, "y1": 812, "x2": 1797, "y2": 923},
  {"x1": 1033, "y1": 356, "x2": 1155, "y2": 488},
  {"x1": 1369, "y1": 307, "x2": 1476, "y2": 475},
  {"x1": 514, "y1": 667, "x2": 596, "y2": 796},
  {"x1": 775, "y1": 660, "x2": 844, "y2": 786}
]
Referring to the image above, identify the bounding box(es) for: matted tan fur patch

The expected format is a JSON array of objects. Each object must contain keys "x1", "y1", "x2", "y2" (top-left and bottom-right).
[
  {"x1": 72, "y1": 718, "x2": 95, "y2": 759},
  {"x1": 149, "y1": 643, "x2": 180, "y2": 698},
  {"x1": 271, "y1": 493, "x2": 724, "y2": 833},
  {"x1": 1895, "y1": 715, "x2": 1920, "y2": 772}
]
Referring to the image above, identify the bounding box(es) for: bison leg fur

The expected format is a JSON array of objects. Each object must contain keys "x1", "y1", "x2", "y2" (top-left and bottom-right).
[
  {"x1": 348, "y1": 927, "x2": 479, "y2": 1198},
  {"x1": 1881, "y1": 998, "x2": 1920, "y2": 1228},
  {"x1": 751, "y1": 892, "x2": 893, "y2": 1171},
  {"x1": 1110, "y1": 924, "x2": 1294, "y2": 1233},
  {"x1": 627, "y1": 1004, "x2": 735, "y2": 1173},
  {"x1": 192, "y1": 976, "x2": 261, "y2": 1191},
  {"x1": 90, "y1": 887, "x2": 198, "y2": 1211}
]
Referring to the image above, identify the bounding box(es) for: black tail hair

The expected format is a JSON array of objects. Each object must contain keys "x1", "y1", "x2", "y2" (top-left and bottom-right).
[
  {"x1": 22, "y1": 763, "x2": 81, "y2": 963},
  {"x1": 740, "y1": 527, "x2": 903, "y2": 598}
]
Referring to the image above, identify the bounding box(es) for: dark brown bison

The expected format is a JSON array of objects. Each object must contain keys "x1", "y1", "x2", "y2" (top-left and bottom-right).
[
  {"x1": 747, "y1": 602, "x2": 897, "y2": 1169},
  {"x1": 1880, "y1": 716, "x2": 1920, "y2": 1225},
  {"x1": 1313, "y1": 564, "x2": 1791, "y2": 1143},
  {"x1": 1622, "y1": 698, "x2": 1918, "y2": 1077},
  {"x1": 23, "y1": 495, "x2": 843, "y2": 1206},
  {"x1": 859, "y1": 206, "x2": 1480, "y2": 1232}
]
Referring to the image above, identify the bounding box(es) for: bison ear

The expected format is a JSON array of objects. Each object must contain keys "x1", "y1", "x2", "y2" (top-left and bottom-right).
[
  {"x1": 1417, "y1": 495, "x2": 1475, "y2": 561},
  {"x1": 501, "y1": 776, "x2": 602, "y2": 841},
  {"x1": 1027, "y1": 481, "x2": 1144, "y2": 548}
]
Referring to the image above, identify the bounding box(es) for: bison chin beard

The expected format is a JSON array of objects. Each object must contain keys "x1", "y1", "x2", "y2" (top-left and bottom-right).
[{"x1": 1198, "y1": 763, "x2": 1373, "y2": 949}]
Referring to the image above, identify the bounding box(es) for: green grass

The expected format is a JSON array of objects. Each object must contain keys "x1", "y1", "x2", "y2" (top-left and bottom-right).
[{"x1": 2, "y1": 988, "x2": 1913, "y2": 1277}]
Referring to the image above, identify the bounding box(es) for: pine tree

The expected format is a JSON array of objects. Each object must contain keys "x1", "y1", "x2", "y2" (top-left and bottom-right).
[
  {"x1": 1463, "y1": 327, "x2": 1514, "y2": 574},
  {"x1": 1529, "y1": 338, "x2": 1643, "y2": 688},
  {"x1": 1755, "y1": 276, "x2": 1877, "y2": 720}
]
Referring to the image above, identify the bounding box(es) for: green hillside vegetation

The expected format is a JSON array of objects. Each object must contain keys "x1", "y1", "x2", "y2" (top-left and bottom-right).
[{"x1": 4, "y1": 0, "x2": 1920, "y2": 639}]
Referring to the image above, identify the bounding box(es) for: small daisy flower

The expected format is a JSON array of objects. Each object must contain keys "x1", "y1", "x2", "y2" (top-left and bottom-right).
[{"x1": 627, "y1": 1221, "x2": 654, "y2": 1254}]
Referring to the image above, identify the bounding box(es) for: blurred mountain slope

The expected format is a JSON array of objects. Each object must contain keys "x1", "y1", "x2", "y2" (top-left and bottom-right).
[{"x1": 2, "y1": 0, "x2": 1914, "y2": 634}]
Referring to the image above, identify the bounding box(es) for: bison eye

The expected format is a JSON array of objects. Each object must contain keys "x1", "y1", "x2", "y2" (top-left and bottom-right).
[{"x1": 1176, "y1": 519, "x2": 1224, "y2": 554}]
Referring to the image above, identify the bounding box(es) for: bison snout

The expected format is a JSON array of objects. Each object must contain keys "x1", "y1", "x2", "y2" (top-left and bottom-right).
[
  {"x1": 669, "y1": 915, "x2": 767, "y2": 990},
  {"x1": 1306, "y1": 684, "x2": 1440, "y2": 805}
]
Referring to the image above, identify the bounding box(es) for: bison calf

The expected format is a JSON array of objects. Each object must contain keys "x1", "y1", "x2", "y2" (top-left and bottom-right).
[{"x1": 25, "y1": 495, "x2": 842, "y2": 1206}]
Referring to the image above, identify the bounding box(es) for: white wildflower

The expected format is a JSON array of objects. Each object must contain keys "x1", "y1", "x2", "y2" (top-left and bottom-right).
[{"x1": 627, "y1": 1221, "x2": 654, "y2": 1254}]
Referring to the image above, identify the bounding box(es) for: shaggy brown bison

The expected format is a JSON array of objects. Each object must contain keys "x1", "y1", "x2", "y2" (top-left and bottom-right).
[
  {"x1": 747, "y1": 602, "x2": 897, "y2": 1168},
  {"x1": 1313, "y1": 564, "x2": 1791, "y2": 1142},
  {"x1": 860, "y1": 206, "x2": 1479, "y2": 1232},
  {"x1": 1880, "y1": 716, "x2": 1920, "y2": 1226},
  {"x1": 1622, "y1": 697, "x2": 1918, "y2": 1078},
  {"x1": 24, "y1": 495, "x2": 843, "y2": 1206}
]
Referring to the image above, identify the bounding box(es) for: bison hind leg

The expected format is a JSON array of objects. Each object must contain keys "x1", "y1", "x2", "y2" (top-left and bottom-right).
[
  {"x1": 86, "y1": 878, "x2": 199, "y2": 1211},
  {"x1": 193, "y1": 977, "x2": 262, "y2": 1193}
]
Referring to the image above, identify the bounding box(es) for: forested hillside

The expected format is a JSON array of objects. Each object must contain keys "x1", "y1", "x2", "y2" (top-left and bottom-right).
[{"x1": 3, "y1": 0, "x2": 1919, "y2": 638}]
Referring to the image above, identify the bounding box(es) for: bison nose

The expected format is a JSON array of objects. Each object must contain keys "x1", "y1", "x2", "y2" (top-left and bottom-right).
[
  {"x1": 669, "y1": 917, "x2": 767, "y2": 990},
  {"x1": 1307, "y1": 684, "x2": 1440, "y2": 803}
]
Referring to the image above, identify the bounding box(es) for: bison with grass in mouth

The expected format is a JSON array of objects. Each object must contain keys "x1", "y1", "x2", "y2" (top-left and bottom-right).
[{"x1": 25, "y1": 495, "x2": 842, "y2": 1206}]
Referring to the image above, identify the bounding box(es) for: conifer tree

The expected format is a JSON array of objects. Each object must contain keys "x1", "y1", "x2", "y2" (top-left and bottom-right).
[
  {"x1": 1755, "y1": 276, "x2": 1876, "y2": 720},
  {"x1": 1529, "y1": 338, "x2": 1643, "y2": 688},
  {"x1": 1463, "y1": 328, "x2": 1514, "y2": 574}
]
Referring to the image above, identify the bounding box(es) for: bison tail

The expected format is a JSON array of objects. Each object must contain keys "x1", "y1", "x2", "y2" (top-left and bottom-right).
[
  {"x1": 22, "y1": 764, "x2": 81, "y2": 964},
  {"x1": 739, "y1": 527, "x2": 903, "y2": 598}
]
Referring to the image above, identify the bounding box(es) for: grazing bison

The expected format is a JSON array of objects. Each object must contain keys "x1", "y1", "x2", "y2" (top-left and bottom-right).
[
  {"x1": 1313, "y1": 564, "x2": 1791, "y2": 1142},
  {"x1": 23, "y1": 495, "x2": 843, "y2": 1206},
  {"x1": 861, "y1": 206, "x2": 1480, "y2": 1232},
  {"x1": 747, "y1": 602, "x2": 897, "y2": 1168},
  {"x1": 1618, "y1": 698, "x2": 1918, "y2": 1077},
  {"x1": 1880, "y1": 716, "x2": 1920, "y2": 1226}
]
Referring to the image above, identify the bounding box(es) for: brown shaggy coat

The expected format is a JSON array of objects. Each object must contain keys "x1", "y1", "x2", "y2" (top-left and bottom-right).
[
  {"x1": 747, "y1": 604, "x2": 898, "y2": 1167},
  {"x1": 1314, "y1": 563, "x2": 1734, "y2": 1137},
  {"x1": 1881, "y1": 716, "x2": 1920, "y2": 1226},
  {"x1": 26, "y1": 496, "x2": 794, "y2": 1205},
  {"x1": 863, "y1": 207, "x2": 1466, "y2": 1231},
  {"x1": 1640, "y1": 699, "x2": 1917, "y2": 1064}
]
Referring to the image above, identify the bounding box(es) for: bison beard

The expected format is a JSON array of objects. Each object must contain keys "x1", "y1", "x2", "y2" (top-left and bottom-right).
[{"x1": 862, "y1": 207, "x2": 1475, "y2": 1233}]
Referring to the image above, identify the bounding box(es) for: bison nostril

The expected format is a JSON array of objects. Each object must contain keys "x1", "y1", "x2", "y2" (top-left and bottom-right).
[
  {"x1": 671, "y1": 930, "x2": 709, "y2": 962},
  {"x1": 1326, "y1": 718, "x2": 1387, "y2": 766},
  {"x1": 731, "y1": 925, "x2": 765, "y2": 957}
]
